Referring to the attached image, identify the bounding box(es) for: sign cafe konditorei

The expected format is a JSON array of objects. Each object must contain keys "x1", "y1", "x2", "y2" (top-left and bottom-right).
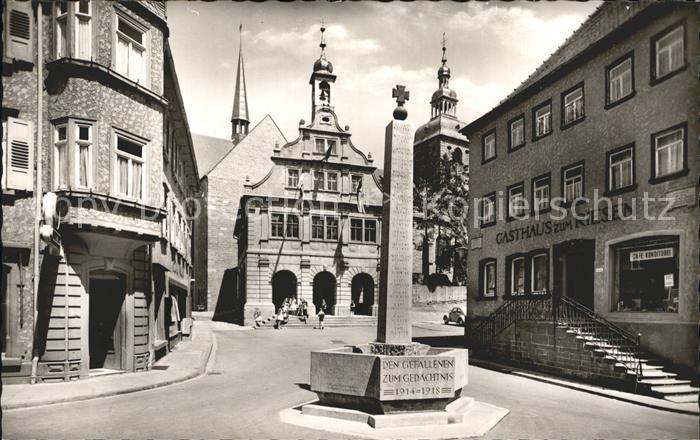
[{"x1": 496, "y1": 203, "x2": 633, "y2": 245}]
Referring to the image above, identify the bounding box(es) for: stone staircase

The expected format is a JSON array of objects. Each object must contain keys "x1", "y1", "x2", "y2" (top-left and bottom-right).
[
  {"x1": 570, "y1": 329, "x2": 698, "y2": 404},
  {"x1": 255, "y1": 314, "x2": 377, "y2": 329}
]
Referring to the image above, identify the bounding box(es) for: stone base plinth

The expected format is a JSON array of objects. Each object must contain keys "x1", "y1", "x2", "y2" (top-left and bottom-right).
[{"x1": 310, "y1": 345, "x2": 468, "y2": 414}]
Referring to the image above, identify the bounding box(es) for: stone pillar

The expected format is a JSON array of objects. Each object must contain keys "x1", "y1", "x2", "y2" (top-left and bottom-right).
[{"x1": 377, "y1": 118, "x2": 414, "y2": 345}]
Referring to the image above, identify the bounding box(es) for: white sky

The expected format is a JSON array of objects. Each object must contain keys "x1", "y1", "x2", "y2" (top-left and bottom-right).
[{"x1": 168, "y1": 1, "x2": 600, "y2": 162}]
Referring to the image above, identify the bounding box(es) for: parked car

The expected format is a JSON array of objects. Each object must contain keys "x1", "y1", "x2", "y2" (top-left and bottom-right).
[{"x1": 443, "y1": 307, "x2": 466, "y2": 326}]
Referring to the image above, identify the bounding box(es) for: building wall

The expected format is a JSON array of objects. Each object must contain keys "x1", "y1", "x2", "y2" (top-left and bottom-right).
[
  {"x1": 204, "y1": 116, "x2": 285, "y2": 316},
  {"x1": 1, "y1": 0, "x2": 190, "y2": 382},
  {"x1": 465, "y1": 4, "x2": 699, "y2": 369}
]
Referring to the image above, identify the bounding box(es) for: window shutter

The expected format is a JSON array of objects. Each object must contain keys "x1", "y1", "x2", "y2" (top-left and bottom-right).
[
  {"x1": 6, "y1": 1, "x2": 33, "y2": 62},
  {"x1": 5, "y1": 117, "x2": 34, "y2": 191}
]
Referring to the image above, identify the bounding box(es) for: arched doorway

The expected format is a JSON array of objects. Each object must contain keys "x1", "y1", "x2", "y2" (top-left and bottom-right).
[
  {"x1": 351, "y1": 273, "x2": 375, "y2": 316},
  {"x1": 313, "y1": 271, "x2": 336, "y2": 315},
  {"x1": 272, "y1": 270, "x2": 297, "y2": 311}
]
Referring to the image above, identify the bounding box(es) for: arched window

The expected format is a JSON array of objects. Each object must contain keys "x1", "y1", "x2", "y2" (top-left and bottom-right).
[{"x1": 452, "y1": 148, "x2": 463, "y2": 163}]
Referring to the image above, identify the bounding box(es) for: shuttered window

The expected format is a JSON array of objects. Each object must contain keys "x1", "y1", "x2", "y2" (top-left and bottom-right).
[
  {"x1": 3, "y1": 118, "x2": 34, "y2": 192},
  {"x1": 5, "y1": 1, "x2": 33, "y2": 62}
]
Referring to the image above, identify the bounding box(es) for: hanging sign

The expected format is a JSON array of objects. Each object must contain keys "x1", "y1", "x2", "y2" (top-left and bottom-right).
[
  {"x1": 630, "y1": 248, "x2": 673, "y2": 262},
  {"x1": 664, "y1": 274, "x2": 674, "y2": 288}
]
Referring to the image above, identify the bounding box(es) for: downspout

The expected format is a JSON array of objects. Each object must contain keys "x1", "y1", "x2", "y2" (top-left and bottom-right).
[{"x1": 30, "y1": 0, "x2": 44, "y2": 384}]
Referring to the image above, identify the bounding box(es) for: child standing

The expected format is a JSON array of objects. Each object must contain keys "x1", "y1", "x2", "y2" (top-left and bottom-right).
[{"x1": 317, "y1": 308, "x2": 325, "y2": 330}]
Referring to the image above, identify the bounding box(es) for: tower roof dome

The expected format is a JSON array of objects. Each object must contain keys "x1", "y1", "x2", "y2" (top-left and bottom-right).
[
  {"x1": 313, "y1": 54, "x2": 333, "y2": 73},
  {"x1": 438, "y1": 64, "x2": 450, "y2": 77}
]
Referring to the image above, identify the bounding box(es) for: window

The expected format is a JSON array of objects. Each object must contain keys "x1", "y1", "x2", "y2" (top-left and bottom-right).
[
  {"x1": 313, "y1": 171, "x2": 325, "y2": 190},
  {"x1": 364, "y1": 219, "x2": 377, "y2": 243},
  {"x1": 532, "y1": 174, "x2": 550, "y2": 213},
  {"x1": 2, "y1": 117, "x2": 34, "y2": 192},
  {"x1": 350, "y1": 219, "x2": 363, "y2": 241},
  {"x1": 612, "y1": 236, "x2": 679, "y2": 313},
  {"x1": 351, "y1": 175, "x2": 363, "y2": 193},
  {"x1": 479, "y1": 259, "x2": 497, "y2": 298},
  {"x1": 509, "y1": 116, "x2": 525, "y2": 150},
  {"x1": 325, "y1": 216, "x2": 338, "y2": 241},
  {"x1": 270, "y1": 213, "x2": 284, "y2": 238},
  {"x1": 531, "y1": 253, "x2": 548, "y2": 294},
  {"x1": 116, "y1": 15, "x2": 146, "y2": 83},
  {"x1": 75, "y1": 123, "x2": 92, "y2": 188},
  {"x1": 287, "y1": 169, "x2": 299, "y2": 188},
  {"x1": 480, "y1": 193, "x2": 496, "y2": 227},
  {"x1": 74, "y1": 1, "x2": 91, "y2": 59},
  {"x1": 327, "y1": 172, "x2": 338, "y2": 191},
  {"x1": 533, "y1": 101, "x2": 552, "y2": 139},
  {"x1": 482, "y1": 131, "x2": 496, "y2": 163},
  {"x1": 562, "y1": 85, "x2": 584, "y2": 126},
  {"x1": 311, "y1": 216, "x2": 324, "y2": 240},
  {"x1": 607, "y1": 145, "x2": 634, "y2": 193},
  {"x1": 510, "y1": 257, "x2": 525, "y2": 296},
  {"x1": 507, "y1": 184, "x2": 526, "y2": 220},
  {"x1": 54, "y1": 124, "x2": 69, "y2": 189},
  {"x1": 314, "y1": 138, "x2": 337, "y2": 155},
  {"x1": 652, "y1": 24, "x2": 684, "y2": 81},
  {"x1": 56, "y1": 2, "x2": 68, "y2": 58},
  {"x1": 607, "y1": 54, "x2": 634, "y2": 105},
  {"x1": 562, "y1": 163, "x2": 584, "y2": 203},
  {"x1": 652, "y1": 123, "x2": 686, "y2": 181},
  {"x1": 115, "y1": 133, "x2": 145, "y2": 200},
  {"x1": 285, "y1": 214, "x2": 299, "y2": 238}
]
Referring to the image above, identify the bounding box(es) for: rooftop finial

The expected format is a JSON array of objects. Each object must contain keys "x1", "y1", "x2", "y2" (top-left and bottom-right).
[
  {"x1": 320, "y1": 19, "x2": 327, "y2": 53},
  {"x1": 441, "y1": 32, "x2": 447, "y2": 65}
]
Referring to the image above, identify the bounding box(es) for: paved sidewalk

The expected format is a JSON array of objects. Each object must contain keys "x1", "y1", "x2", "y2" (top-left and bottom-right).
[
  {"x1": 2, "y1": 318, "x2": 214, "y2": 411},
  {"x1": 470, "y1": 358, "x2": 699, "y2": 416}
]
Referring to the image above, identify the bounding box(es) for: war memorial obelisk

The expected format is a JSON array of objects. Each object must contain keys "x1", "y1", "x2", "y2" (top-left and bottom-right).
[{"x1": 284, "y1": 87, "x2": 507, "y2": 437}]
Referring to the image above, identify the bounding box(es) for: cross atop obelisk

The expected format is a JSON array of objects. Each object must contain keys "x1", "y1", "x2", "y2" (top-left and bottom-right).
[{"x1": 376, "y1": 85, "x2": 414, "y2": 348}]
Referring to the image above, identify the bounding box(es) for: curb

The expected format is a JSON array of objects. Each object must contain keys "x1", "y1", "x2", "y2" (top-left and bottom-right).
[
  {"x1": 470, "y1": 358, "x2": 699, "y2": 416},
  {"x1": 3, "y1": 337, "x2": 215, "y2": 411}
]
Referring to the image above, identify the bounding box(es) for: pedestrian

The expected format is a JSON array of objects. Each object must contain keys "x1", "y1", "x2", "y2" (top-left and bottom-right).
[
  {"x1": 301, "y1": 299, "x2": 309, "y2": 324},
  {"x1": 350, "y1": 299, "x2": 356, "y2": 316},
  {"x1": 254, "y1": 309, "x2": 262, "y2": 328},
  {"x1": 317, "y1": 308, "x2": 325, "y2": 330},
  {"x1": 321, "y1": 298, "x2": 327, "y2": 312},
  {"x1": 275, "y1": 308, "x2": 284, "y2": 330}
]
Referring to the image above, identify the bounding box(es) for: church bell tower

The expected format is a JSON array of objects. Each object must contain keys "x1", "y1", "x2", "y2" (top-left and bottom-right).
[{"x1": 309, "y1": 23, "x2": 336, "y2": 121}]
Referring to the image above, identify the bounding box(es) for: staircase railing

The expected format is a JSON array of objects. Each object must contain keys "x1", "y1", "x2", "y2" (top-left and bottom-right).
[{"x1": 469, "y1": 295, "x2": 642, "y2": 387}]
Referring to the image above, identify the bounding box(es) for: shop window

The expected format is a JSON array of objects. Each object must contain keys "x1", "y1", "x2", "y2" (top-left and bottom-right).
[
  {"x1": 651, "y1": 123, "x2": 687, "y2": 182},
  {"x1": 479, "y1": 259, "x2": 497, "y2": 298},
  {"x1": 116, "y1": 14, "x2": 146, "y2": 83},
  {"x1": 606, "y1": 53, "x2": 634, "y2": 107},
  {"x1": 482, "y1": 130, "x2": 496, "y2": 164},
  {"x1": 562, "y1": 84, "x2": 584, "y2": 126},
  {"x1": 508, "y1": 116, "x2": 525, "y2": 151},
  {"x1": 562, "y1": 162, "x2": 584, "y2": 203},
  {"x1": 607, "y1": 144, "x2": 635, "y2": 193},
  {"x1": 532, "y1": 100, "x2": 552, "y2": 139},
  {"x1": 651, "y1": 23, "x2": 685, "y2": 82},
  {"x1": 531, "y1": 253, "x2": 549, "y2": 294},
  {"x1": 612, "y1": 236, "x2": 679, "y2": 313},
  {"x1": 532, "y1": 174, "x2": 550, "y2": 213}
]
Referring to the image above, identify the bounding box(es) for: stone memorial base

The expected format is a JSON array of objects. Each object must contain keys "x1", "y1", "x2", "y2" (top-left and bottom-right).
[{"x1": 309, "y1": 344, "x2": 468, "y2": 414}]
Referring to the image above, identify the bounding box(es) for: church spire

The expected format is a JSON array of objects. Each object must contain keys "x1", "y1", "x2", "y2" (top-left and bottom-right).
[
  {"x1": 231, "y1": 23, "x2": 249, "y2": 143},
  {"x1": 430, "y1": 33, "x2": 458, "y2": 119}
]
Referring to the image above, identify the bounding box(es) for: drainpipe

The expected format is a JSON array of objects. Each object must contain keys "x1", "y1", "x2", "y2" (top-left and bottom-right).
[{"x1": 30, "y1": 0, "x2": 44, "y2": 384}]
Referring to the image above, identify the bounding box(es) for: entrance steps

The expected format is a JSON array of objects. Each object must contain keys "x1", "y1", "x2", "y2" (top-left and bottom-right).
[{"x1": 256, "y1": 314, "x2": 376, "y2": 329}]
